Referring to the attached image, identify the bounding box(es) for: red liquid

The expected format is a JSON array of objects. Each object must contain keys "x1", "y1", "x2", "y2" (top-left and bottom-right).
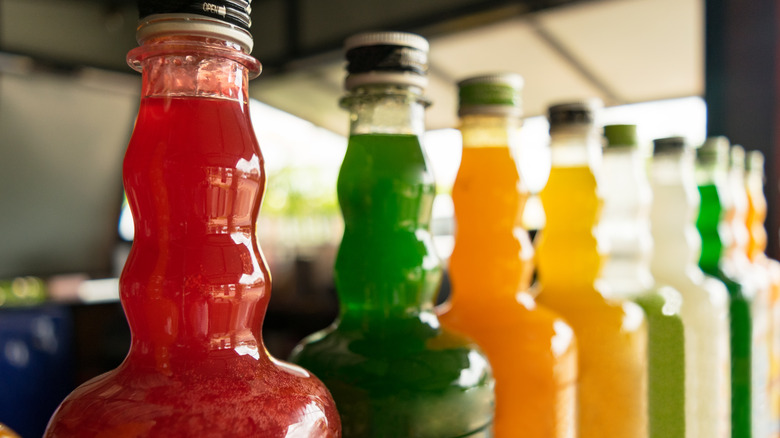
[{"x1": 45, "y1": 97, "x2": 340, "y2": 437}]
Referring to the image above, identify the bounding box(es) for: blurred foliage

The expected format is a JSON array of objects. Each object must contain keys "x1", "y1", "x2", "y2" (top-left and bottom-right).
[
  {"x1": 0, "y1": 276, "x2": 47, "y2": 307},
  {"x1": 263, "y1": 167, "x2": 340, "y2": 218}
]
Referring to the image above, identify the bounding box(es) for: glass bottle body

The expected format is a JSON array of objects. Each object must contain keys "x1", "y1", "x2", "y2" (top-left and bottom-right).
[
  {"x1": 534, "y1": 126, "x2": 648, "y2": 438},
  {"x1": 289, "y1": 85, "x2": 495, "y2": 438},
  {"x1": 44, "y1": 35, "x2": 340, "y2": 437},
  {"x1": 696, "y1": 157, "x2": 752, "y2": 438},
  {"x1": 437, "y1": 115, "x2": 576, "y2": 438},
  {"x1": 650, "y1": 149, "x2": 731, "y2": 438},
  {"x1": 601, "y1": 145, "x2": 686, "y2": 438},
  {"x1": 746, "y1": 160, "x2": 780, "y2": 432},
  {"x1": 731, "y1": 152, "x2": 772, "y2": 438}
]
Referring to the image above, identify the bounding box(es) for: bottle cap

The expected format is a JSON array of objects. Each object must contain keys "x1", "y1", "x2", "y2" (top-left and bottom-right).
[
  {"x1": 697, "y1": 136, "x2": 730, "y2": 165},
  {"x1": 652, "y1": 136, "x2": 688, "y2": 155},
  {"x1": 730, "y1": 144, "x2": 746, "y2": 170},
  {"x1": 548, "y1": 99, "x2": 602, "y2": 132},
  {"x1": 604, "y1": 124, "x2": 638, "y2": 148},
  {"x1": 747, "y1": 150, "x2": 765, "y2": 172},
  {"x1": 457, "y1": 73, "x2": 523, "y2": 117},
  {"x1": 137, "y1": 1, "x2": 253, "y2": 52},
  {"x1": 344, "y1": 31, "x2": 429, "y2": 90},
  {"x1": 139, "y1": 1, "x2": 251, "y2": 30}
]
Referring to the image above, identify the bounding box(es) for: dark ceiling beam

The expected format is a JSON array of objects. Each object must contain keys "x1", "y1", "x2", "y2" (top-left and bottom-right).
[
  {"x1": 705, "y1": 0, "x2": 780, "y2": 258},
  {"x1": 257, "y1": 0, "x2": 593, "y2": 74}
]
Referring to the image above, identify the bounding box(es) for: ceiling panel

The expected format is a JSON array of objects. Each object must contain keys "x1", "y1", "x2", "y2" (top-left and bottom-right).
[
  {"x1": 428, "y1": 16, "x2": 608, "y2": 122},
  {"x1": 298, "y1": 0, "x2": 500, "y2": 52},
  {"x1": 0, "y1": 0, "x2": 137, "y2": 71},
  {"x1": 534, "y1": 0, "x2": 703, "y2": 103},
  {"x1": 1, "y1": 0, "x2": 701, "y2": 135},
  {"x1": 251, "y1": 64, "x2": 347, "y2": 135}
]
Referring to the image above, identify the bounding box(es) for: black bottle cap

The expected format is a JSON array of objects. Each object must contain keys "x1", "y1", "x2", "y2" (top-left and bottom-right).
[
  {"x1": 652, "y1": 136, "x2": 687, "y2": 155},
  {"x1": 343, "y1": 32, "x2": 429, "y2": 90},
  {"x1": 547, "y1": 99, "x2": 601, "y2": 131},
  {"x1": 139, "y1": 0, "x2": 252, "y2": 31}
]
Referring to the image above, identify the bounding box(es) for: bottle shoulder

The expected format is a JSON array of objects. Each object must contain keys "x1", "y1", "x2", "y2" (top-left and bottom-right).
[
  {"x1": 290, "y1": 319, "x2": 493, "y2": 393},
  {"x1": 45, "y1": 357, "x2": 340, "y2": 437}
]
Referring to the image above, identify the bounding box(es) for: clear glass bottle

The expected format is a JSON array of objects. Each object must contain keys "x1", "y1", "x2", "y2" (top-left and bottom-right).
[
  {"x1": 649, "y1": 136, "x2": 731, "y2": 438},
  {"x1": 534, "y1": 101, "x2": 648, "y2": 438},
  {"x1": 745, "y1": 151, "x2": 780, "y2": 435},
  {"x1": 45, "y1": 5, "x2": 340, "y2": 436},
  {"x1": 289, "y1": 32, "x2": 495, "y2": 438},
  {"x1": 729, "y1": 146, "x2": 771, "y2": 438},
  {"x1": 600, "y1": 126, "x2": 685, "y2": 438},
  {"x1": 437, "y1": 74, "x2": 576, "y2": 438}
]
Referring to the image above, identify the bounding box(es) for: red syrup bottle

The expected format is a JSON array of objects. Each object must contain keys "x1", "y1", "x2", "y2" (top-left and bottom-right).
[{"x1": 44, "y1": 3, "x2": 341, "y2": 437}]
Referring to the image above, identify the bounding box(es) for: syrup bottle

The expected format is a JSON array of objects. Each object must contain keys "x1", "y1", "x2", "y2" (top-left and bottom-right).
[
  {"x1": 696, "y1": 137, "x2": 753, "y2": 438},
  {"x1": 744, "y1": 150, "x2": 780, "y2": 434},
  {"x1": 437, "y1": 73, "x2": 576, "y2": 438},
  {"x1": 534, "y1": 101, "x2": 648, "y2": 438},
  {"x1": 45, "y1": 2, "x2": 340, "y2": 436},
  {"x1": 729, "y1": 146, "x2": 771, "y2": 438},
  {"x1": 649, "y1": 136, "x2": 731, "y2": 438},
  {"x1": 600, "y1": 126, "x2": 686, "y2": 437},
  {"x1": 290, "y1": 32, "x2": 495, "y2": 438}
]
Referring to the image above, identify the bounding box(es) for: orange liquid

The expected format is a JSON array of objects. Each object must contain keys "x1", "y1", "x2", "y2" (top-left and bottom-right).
[
  {"x1": 535, "y1": 165, "x2": 648, "y2": 438},
  {"x1": 0, "y1": 424, "x2": 19, "y2": 438},
  {"x1": 439, "y1": 146, "x2": 577, "y2": 438}
]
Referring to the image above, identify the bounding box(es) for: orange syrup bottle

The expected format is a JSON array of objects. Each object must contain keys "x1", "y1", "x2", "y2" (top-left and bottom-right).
[{"x1": 438, "y1": 74, "x2": 577, "y2": 438}]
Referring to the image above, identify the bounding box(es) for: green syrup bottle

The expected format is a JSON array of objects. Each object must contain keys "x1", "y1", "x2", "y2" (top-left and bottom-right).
[
  {"x1": 696, "y1": 136, "x2": 753, "y2": 438},
  {"x1": 289, "y1": 32, "x2": 495, "y2": 438}
]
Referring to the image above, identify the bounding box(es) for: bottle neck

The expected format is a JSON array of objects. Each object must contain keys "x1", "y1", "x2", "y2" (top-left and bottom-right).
[
  {"x1": 746, "y1": 168, "x2": 768, "y2": 259},
  {"x1": 696, "y1": 158, "x2": 731, "y2": 273},
  {"x1": 459, "y1": 114, "x2": 521, "y2": 148},
  {"x1": 548, "y1": 124, "x2": 603, "y2": 169},
  {"x1": 128, "y1": 34, "x2": 260, "y2": 103},
  {"x1": 122, "y1": 32, "x2": 267, "y2": 367},
  {"x1": 536, "y1": 124, "x2": 604, "y2": 291},
  {"x1": 341, "y1": 84, "x2": 427, "y2": 137},
  {"x1": 650, "y1": 150, "x2": 704, "y2": 282},
  {"x1": 600, "y1": 146, "x2": 654, "y2": 294},
  {"x1": 448, "y1": 112, "x2": 533, "y2": 306},
  {"x1": 725, "y1": 162, "x2": 751, "y2": 265},
  {"x1": 334, "y1": 82, "x2": 439, "y2": 326}
]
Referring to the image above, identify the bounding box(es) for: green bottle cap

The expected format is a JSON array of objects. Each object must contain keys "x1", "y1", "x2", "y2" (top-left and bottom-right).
[
  {"x1": 604, "y1": 124, "x2": 638, "y2": 148},
  {"x1": 457, "y1": 73, "x2": 523, "y2": 117}
]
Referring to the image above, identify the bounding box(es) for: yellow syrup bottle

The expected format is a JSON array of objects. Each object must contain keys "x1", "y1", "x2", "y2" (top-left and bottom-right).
[
  {"x1": 438, "y1": 74, "x2": 577, "y2": 438},
  {"x1": 535, "y1": 101, "x2": 648, "y2": 438}
]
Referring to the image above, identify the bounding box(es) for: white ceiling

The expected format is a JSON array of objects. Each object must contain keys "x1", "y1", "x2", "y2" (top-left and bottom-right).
[{"x1": 250, "y1": 0, "x2": 703, "y2": 136}]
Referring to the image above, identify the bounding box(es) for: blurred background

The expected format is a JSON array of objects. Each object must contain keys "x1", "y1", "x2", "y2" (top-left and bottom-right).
[{"x1": 0, "y1": 0, "x2": 777, "y2": 435}]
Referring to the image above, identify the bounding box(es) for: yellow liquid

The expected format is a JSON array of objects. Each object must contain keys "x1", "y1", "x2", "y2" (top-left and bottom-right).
[
  {"x1": 536, "y1": 165, "x2": 648, "y2": 438},
  {"x1": 439, "y1": 146, "x2": 577, "y2": 438}
]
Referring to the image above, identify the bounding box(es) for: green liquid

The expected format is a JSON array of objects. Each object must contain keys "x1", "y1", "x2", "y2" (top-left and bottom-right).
[
  {"x1": 633, "y1": 291, "x2": 686, "y2": 438},
  {"x1": 697, "y1": 182, "x2": 752, "y2": 438},
  {"x1": 290, "y1": 134, "x2": 494, "y2": 438}
]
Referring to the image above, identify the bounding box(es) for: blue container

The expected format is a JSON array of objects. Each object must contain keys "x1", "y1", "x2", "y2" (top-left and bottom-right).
[{"x1": 0, "y1": 305, "x2": 73, "y2": 437}]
